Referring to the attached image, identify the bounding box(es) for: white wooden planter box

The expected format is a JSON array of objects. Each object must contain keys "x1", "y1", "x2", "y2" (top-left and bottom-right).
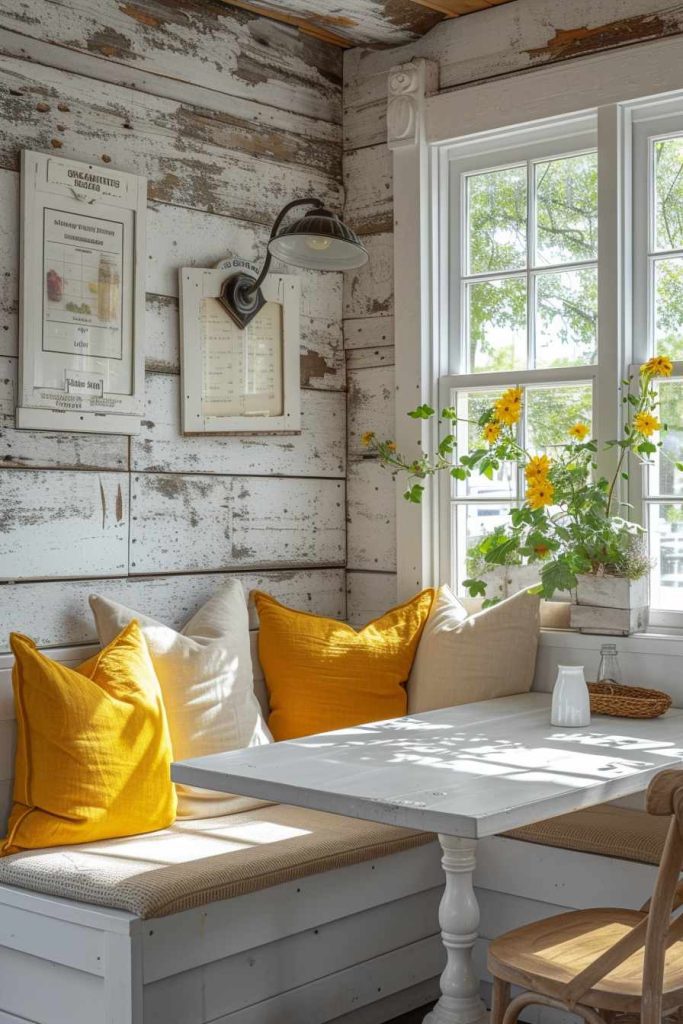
[{"x1": 570, "y1": 574, "x2": 649, "y2": 636}]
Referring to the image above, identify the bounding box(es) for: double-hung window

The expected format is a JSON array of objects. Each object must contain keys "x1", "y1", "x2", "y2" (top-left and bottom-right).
[{"x1": 439, "y1": 101, "x2": 683, "y2": 626}]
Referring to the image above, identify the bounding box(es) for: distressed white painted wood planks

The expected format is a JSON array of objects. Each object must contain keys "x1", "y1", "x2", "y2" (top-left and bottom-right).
[
  {"x1": 0, "y1": 57, "x2": 341, "y2": 226},
  {"x1": 0, "y1": 0, "x2": 346, "y2": 624},
  {"x1": 347, "y1": 461, "x2": 396, "y2": 573},
  {"x1": 129, "y1": 474, "x2": 345, "y2": 574},
  {"x1": 0, "y1": 471, "x2": 129, "y2": 580},
  {"x1": 0, "y1": 0, "x2": 342, "y2": 124},
  {"x1": 0, "y1": 568, "x2": 345, "y2": 653},
  {"x1": 134, "y1": 376, "x2": 345, "y2": 476}
]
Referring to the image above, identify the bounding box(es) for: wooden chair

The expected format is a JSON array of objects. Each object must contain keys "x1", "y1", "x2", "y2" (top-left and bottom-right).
[{"x1": 488, "y1": 769, "x2": 683, "y2": 1024}]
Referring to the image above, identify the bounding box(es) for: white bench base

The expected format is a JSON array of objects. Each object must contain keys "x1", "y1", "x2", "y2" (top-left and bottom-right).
[{"x1": 0, "y1": 831, "x2": 659, "y2": 1024}]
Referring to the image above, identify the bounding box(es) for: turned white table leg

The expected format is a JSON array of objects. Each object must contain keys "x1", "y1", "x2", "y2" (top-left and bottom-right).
[{"x1": 424, "y1": 834, "x2": 488, "y2": 1024}]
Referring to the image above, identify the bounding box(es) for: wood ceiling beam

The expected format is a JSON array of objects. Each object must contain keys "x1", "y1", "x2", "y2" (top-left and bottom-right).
[
  {"x1": 217, "y1": 0, "x2": 354, "y2": 46},
  {"x1": 409, "y1": 0, "x2": 509, "y2": 16}
]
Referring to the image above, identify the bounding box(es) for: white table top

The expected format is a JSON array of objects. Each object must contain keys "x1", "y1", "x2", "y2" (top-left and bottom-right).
[{"x1": 172, "y1": 693, "x2": 683, "y2": 838}]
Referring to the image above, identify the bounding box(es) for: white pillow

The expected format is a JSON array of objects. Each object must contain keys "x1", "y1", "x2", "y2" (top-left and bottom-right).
[
  {"x1": 408, "y1": 585, "x2": 540, "y2": 714},
  {"x1": 89, "y1": 582, "x2": 272, "y2": 819}
]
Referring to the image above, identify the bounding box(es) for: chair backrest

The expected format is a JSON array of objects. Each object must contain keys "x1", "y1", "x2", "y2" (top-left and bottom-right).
[{"x1": 641, "y1": 769, "x2": 683, "y2": 1024}]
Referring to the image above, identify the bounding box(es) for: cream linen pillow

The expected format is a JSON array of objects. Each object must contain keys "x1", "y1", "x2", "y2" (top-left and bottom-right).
[
  {"x1": 408, "y1": 585, "x2": 540, "y2": 713},
  {"x1": 90, "y1": 583, "x2": 272, "y2": 819}
]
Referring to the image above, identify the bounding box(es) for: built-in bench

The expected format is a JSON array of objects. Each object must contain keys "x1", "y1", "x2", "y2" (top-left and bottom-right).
[{"x1": 0, "y1": 640, "x2": 672, "y2": 1024}]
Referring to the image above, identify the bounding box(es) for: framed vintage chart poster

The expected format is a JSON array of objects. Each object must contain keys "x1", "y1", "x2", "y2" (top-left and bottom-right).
[
  {"x1": 17, "y1": 150, "x2": 146, "y2": 434},
  {"x1": 179, "y1": 267, "x2": 301, "y2": 434}
]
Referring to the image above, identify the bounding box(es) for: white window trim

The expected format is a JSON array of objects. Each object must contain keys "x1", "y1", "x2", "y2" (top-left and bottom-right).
[{"x1": 389, "y1": 34, "x2": 683, "y2": 628}]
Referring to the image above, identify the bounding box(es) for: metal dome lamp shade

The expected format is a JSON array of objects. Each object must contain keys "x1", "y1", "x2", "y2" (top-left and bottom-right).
[{"x1": 218, "y1": 198, "x2": 368, "y2": 329}]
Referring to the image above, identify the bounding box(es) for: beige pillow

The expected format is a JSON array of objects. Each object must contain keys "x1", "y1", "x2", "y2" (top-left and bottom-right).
[
  {"x1": 408, "y1": 585, "x2": 540, "y2": 713},
  {"x1": 89, "y1": 582, "x2": 272, "y2": 819}
]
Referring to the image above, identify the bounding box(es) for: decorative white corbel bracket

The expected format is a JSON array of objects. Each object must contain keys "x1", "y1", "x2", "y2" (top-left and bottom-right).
[
  {"x1": 388, "y1": 59, "x2": 439, "y2": 601},
  {"x1": 387, "y1": 59, "x2": 438, "y2": 151}
]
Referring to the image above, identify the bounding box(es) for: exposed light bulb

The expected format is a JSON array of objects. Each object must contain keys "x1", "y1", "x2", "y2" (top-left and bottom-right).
[{"x1": 306, "y1": 236, "x2": 333, "y2": 251}]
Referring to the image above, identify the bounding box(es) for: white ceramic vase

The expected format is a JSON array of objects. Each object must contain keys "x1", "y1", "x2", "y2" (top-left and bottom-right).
[{"x1": 551, "y1": 664, "x2": 591, "y2": 727}]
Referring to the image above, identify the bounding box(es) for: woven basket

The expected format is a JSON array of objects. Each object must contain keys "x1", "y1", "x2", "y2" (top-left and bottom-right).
[{"x1": 587, "y1": 681, "x2": 672, "y2": 719}]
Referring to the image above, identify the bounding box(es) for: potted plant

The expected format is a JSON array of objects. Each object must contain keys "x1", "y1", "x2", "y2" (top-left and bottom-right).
[{"x1": 362, "y1": 355, "x2": 678, "y2": 635}]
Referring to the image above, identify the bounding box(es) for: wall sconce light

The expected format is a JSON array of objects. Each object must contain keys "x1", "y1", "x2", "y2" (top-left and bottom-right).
[{"x1": 218, "y1": 197, "x2": 368, "y2": 329}]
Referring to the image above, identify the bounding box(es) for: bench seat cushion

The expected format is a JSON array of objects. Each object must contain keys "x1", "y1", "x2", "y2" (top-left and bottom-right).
[
  {"x1": 505, "y1": 803, "x2": 669, "y2": 865},
  {"x1": 0, "y1": 804, "x2": 434, "y2": 919}
]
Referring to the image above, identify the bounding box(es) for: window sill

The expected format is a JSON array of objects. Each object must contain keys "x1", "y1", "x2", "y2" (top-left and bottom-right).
[{"x1": 539, "y1": 626, "x2": 683, "y2": 657}]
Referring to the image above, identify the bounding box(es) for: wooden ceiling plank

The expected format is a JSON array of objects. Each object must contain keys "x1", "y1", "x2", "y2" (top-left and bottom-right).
[
  {"x1": 217, "y1": 0, "x2": 354, "y2": 46},
  {"x1": 409, "y1": 0, "x2": 510, "y2": 16}
]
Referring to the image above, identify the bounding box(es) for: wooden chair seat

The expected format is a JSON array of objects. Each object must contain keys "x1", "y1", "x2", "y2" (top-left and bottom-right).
[
  {"x1": 488, "y1": 770, "x2": 683, "y2": 1024},
  {"x1": 489, "y1": 908, "x2": 683, "y2": 1014}
]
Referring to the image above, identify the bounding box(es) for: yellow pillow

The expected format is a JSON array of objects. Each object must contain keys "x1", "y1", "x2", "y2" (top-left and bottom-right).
[
  {"x1": 2, "y1": 620, "x2": 176, "y2": 856},
  {"x1": 254, "y1": 589, "x2": 435, "y2": 740}
]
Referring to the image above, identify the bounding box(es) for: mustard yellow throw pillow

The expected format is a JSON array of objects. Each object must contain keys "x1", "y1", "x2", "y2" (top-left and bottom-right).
[
  {"x1": 2, "y1": 620, "x2": 176, "y2": 856},
  {"x1": 254, "y1": 589, "x2": 435, "y2": 740}
]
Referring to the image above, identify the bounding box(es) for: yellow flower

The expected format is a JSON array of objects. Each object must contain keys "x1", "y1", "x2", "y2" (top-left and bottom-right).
[
  {"x1": 640, "y1": 355, "x2": 673, "y2": 378},
  {"x1": 525, "y1": 454, "x2": 550, "y2": 482},
  {"x1": 526, "y1": 478, "x2": 554, "y2": 510},
  {"x1": 483, "y1": 421, "x2": 501, "y2": 444},
  {"x1": 568, "y1": 422, "x2": 590, "y2": 441},
  {"x1": 504, "y1": 386, "x2": 523, "y2": 405},
  {"x1": 361, "y1": 431, "x2": 375, "y2": 447},
  {"x1": 533, "y1": 543, "x2": 551, "y2": 558},
  {"x1": 491, "y1": 386, "x2": 523, "y2": 427},
  {"x1": 385, "y1": 441, "x2": 397, "y2": 452},
  {"x1": 633, "y1": 411, "x2": 661, "y2": 437}
]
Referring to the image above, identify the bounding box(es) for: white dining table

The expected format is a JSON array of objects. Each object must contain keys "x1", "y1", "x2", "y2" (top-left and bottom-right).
[{"x1": 172, "y1": 692, "x2": 683, "y2": 1024}]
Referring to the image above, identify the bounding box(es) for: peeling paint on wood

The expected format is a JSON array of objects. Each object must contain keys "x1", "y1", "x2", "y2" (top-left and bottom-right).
[
  {"x1": 217, "y1": 0, "x2": 444, "y2": 47},
  {"x1": 130, "y1": 473, "x2": 345, "y2": 574},
  {"x1": 343, "y1": 233, "x2": 394, "y2": 318},
  {"x1": 347, "y1": 364, "x2": 395, "y2": 456},
  {"x1": 526, "y1": 8, "x2": 681, "y2": 62},
  {"x1": 0, "y1": 0, "x2": 342, "y2": 124},
  {"x1": 132, "y1": 373, "x2": 346, "y2": 477},
  {"x1": 344, "y1": 315, "x2": 394, "y2": 350},
  {"x1": 347, "y1": 459, "x2": 396, "y2": 572},
  {"x1": 342, "y1": 1, "x2": 683, "y2": 152},
  {"x1": 0, "y1": 470, "x2": 129, "y2": 580},
  {"x1": 0, "y1": 57, "x2": 341, "y2": 225},
  {"x1": 0, "y1": 567, "x2": 346, "y2": 651},
  {"x1": 346, "y1": 569, "x2": 397, "y2": 627},
  {"x1": 344, "y1": 143, "x2": 393, "y2": 234},
  {"x1": 0, "y1": 0, "x2": 346, "y2": 636},
  {"x1": 346, "y1": 345, "x2": 395, "y2": 370}
]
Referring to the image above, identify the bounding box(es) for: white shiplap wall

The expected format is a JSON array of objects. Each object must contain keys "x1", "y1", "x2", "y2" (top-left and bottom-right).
[
  {"x1": 342, "y1": 0, "x2": 683, "y2": 626},
  {"x1": 0, "y1": 0, "x2": 346, "y2": 649}
]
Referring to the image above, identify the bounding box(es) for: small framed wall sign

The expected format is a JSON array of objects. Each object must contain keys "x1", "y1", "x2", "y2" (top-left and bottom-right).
[
  {"x1": 17, "y1": 150, "x2": 146, "y2": 435},
  {"x1": 179, "y1": 267, "x2": 301, "y2": 435}
]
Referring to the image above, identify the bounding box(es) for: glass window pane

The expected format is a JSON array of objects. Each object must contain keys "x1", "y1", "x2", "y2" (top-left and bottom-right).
[
  {"x1": 648, "y1": 503, "x2": 683, "y2": 610},
  {"x1": 535, "y1": 268, "x2": 598, "y2": 368},
  {"x1": 467, "y1": 277, "x2": 527, "y2": 372},
  {"x1": 654, "y1": 257, "x2": 683, "y2": 359},
  {"x1": 650, "y1": 378, "x2": 683, "y2": 496},
  {"x1": 654, "y1": 136, "x2": 683, "y2": 252},
  {"x1": 466, "y1": 166, "x2": 527, "y2": 274},
  {"x1": 535, "y1": 152, "x2": 598, "y2": 266},
  {"x1": 526, "y1": 383, "x2": 592, "y2": 452},
  {"x1": 452, "y1": 502, "x2": 540, "y2": 599},
  {"x1": 454, "y1": 389, "x2": 516, "y2": 500},
  {"x1": 536, "y1": 266, "x2": 593, "y2": 370}
]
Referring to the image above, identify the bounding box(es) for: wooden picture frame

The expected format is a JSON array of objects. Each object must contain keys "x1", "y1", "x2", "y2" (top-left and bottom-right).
[
  {"x1": 179, "y1": 267, "x2": 301, "y2": 435},
  {"x1": 16, "y1": 150, "x2": 146, "y2": 435}
]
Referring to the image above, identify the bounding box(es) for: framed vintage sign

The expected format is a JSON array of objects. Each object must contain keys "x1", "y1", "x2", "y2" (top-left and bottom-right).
[
  {"x1": 179, "y1": 266, "x2": 301, "y2": 435},
  {"x1": 17, "y1": 150, "x2": 146, "y2": 435}
]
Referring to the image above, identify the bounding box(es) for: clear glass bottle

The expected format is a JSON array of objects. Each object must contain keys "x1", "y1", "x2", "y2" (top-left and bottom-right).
[{"x1": 597, "y1": 643, "x2": 623, "y2": 686}]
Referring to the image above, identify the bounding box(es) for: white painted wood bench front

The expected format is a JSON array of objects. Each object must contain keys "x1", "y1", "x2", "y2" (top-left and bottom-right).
[{"x1": 0, "y1": 633, "x2": 675, "y2": 1024}]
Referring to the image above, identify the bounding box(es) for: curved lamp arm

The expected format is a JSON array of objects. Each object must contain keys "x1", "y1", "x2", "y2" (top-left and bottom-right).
[{"x1": 245, "y1": 197, "x2": 323, "y2": 296}]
